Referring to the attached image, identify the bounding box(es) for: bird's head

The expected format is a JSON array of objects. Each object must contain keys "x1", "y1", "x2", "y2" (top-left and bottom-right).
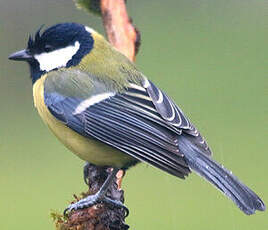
[{"x1": 9, "y1": 23, "x2": 95, "y2": 83}]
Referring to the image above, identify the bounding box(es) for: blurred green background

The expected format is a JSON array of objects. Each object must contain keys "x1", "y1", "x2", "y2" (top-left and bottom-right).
[{"x1": 1, "y1": 0, "x2": 267, "y2": 229}]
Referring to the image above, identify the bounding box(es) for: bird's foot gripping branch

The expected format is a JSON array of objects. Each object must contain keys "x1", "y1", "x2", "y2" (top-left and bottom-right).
[{"x1": 52, "y1": 164, "x2": 129, "y2": 230}]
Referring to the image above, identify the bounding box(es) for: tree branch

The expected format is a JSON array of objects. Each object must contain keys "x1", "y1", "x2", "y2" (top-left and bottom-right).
[
  {"x1": 52, "y1": 1, "x2": 140, "y2": 229},
  {"x1": 100, "y1": 0, "x2": 140, "y2": 61}
]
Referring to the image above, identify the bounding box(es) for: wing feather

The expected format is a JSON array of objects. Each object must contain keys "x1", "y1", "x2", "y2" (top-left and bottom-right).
[{"x1": 84, "y1": 109, "x2": 189, "y2": 177}]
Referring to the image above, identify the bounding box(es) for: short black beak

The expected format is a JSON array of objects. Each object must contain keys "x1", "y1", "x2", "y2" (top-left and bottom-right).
[{"x1": 8, "y1": 49, "x2": 32, "y2": 61}]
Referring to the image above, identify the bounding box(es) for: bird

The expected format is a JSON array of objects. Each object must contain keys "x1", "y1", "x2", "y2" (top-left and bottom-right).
[{"x1": 9, "y1": 22, "x2": 265, "y2": 216}]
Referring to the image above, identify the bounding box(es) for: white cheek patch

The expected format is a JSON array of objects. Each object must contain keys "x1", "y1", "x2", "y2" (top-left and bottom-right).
[
  {"x1": 73, "y1": 92, "x2": 116, "y2": 115},
  {"x1": 34, "y1": 41, "x2": 80, "y2": 72}
]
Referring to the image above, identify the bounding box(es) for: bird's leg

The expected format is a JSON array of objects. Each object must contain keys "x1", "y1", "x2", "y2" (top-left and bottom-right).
[
  {"x1": 83, "y1": 162, "x2": 90, "y2": 185},
  {"x1": 64, "y1": 167, "x2": 129, "y2": 217}
]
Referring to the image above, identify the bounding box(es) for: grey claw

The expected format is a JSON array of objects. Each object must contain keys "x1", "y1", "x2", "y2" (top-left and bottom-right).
[
  {"x1": 103, "y1": 197, "x2": 129, "y2": 217},
  {"x1": 63, "y1": 194, "x2": 99, "y2": 216},
  {"x1": 63, "y1": 206, "x2": 72, "y2": 216},
  {"x1": 63, "y1": 195, "x2": 129, "y2": 218}
]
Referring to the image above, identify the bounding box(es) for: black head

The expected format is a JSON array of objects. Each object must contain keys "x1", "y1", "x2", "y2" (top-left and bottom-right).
[{"x1": 9, "y1": 23, "x2": 94, "y2": 83}]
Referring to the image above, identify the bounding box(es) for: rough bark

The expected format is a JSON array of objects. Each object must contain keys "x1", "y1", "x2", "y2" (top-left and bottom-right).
[{"x1": 100, "y1": 0, "x2": 140, "y2": 61}]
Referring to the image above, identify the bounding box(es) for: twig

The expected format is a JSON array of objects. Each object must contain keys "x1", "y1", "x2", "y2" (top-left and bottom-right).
[{"x1": 100, "y1": 0, "x2": 140, "y2": 61}]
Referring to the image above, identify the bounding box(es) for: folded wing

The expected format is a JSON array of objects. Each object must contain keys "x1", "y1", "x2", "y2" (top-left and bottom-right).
[{"x1": 43, "y1": 69, "x2": 210, "y2": 178}]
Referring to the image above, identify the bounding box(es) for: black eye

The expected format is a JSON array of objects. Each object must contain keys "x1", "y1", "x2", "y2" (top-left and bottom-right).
[{"x1": 44, "y1": 45, "x2": 54, "y2": 52}]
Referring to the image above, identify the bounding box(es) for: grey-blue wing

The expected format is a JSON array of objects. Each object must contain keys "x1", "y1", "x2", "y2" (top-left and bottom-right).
[{"x1": 44, "y1": 71, "x2": 209, "y2": 178}]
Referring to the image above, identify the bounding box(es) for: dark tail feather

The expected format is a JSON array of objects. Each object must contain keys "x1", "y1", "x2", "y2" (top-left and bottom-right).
[{"x1": 178, "y1": 134, "x2": 266, "y2": 215}]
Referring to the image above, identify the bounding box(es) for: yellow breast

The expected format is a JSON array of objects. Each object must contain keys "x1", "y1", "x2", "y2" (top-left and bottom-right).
[{"x1": 32, "y1": 74, "x2": 134, "y2": 168}]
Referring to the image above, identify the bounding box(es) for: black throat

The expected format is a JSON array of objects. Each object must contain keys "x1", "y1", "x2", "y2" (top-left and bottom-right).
[{"x1": 29, "y1": 60, "x2": 46, "y2": 84}]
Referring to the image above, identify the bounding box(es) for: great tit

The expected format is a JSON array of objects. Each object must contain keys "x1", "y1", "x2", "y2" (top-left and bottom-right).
[{"x1": 9, "y1": 22, "x2": 265, "y2": 215}]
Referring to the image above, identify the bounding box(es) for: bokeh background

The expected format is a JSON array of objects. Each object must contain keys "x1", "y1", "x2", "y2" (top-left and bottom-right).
[{"x1": 0, "y1": 0, "x2": 267, "y2": 229}]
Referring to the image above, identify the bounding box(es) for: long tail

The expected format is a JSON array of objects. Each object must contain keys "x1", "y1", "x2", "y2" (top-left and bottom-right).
[{"x1": 178, "y1": 134, "x2": 265, "y2": 215}]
